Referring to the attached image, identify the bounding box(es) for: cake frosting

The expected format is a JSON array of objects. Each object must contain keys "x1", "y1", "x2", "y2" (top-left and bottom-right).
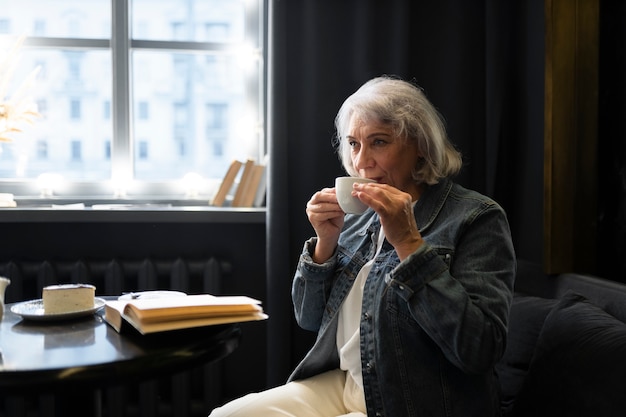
[{"x1": 42, "y1": 283, "x2": 96, "y2": 314}]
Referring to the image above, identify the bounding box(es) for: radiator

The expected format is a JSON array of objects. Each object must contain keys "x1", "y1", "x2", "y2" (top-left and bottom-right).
[{"x1": 0, "y1": 257, "x2": 230, "y2": 417}]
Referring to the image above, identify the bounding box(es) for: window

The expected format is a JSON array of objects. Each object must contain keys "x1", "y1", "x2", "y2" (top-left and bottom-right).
[
  {"x1": 70, "y1": 99, "x2": 82, "y2": 120},
  {"x1": 33, "y1": 20, "x2": 46, "y2": 37},
  {"x1": 37, "y1": 99, "x2": 47, "y2": 114},
  {"x1": 206, "y1": 103, "x2": 228, "y2": 130},
  {"x1": 204, "y1": 23, "x2": 230, "y2": 42},
  {"x1": 36, "y1": 140, "x2": 48, "y2": 160},
  {"x1": 70, "y1": 140, "x2": 82, "y2": 161},
  {"x1": 66, "y1": 52, "x2": 82, "y2": 81},
  {"x1": 212, "y1": 140, "x2": 224, "y2": 157},
  {"x1": 137, "y1": 140, "x2": 148, "y2": 159},
  {"x1": 0, "y1": 0, "x2": 265, "y2": 200},
  {"x1": 104, "y1": 100, "x2": 111, "y2": 120},
  {"x1": 176, "y1": 137, "x2": 186, "y2": 157},
  {"x1": 137, "y1": 101, "x2": 149, "y2": 120}
]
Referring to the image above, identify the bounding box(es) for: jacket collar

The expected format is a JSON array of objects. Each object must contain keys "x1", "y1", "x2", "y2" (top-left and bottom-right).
[{"x1": 413, "y1": 178, "x2": 453, "y2": 233}]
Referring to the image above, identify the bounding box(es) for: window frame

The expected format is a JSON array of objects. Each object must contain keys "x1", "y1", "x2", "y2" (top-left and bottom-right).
[{"x1": 1, "y1": 0, "x2": 267, "y2": 204}]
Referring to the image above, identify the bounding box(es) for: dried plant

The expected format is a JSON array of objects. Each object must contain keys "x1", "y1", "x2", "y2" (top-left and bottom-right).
[{"x1": 0, "y1": 35, "x2": 40, "y2": 143}]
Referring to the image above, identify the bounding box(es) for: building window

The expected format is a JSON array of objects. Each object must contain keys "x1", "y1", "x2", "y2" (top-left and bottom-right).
[
  {"x1": 36, "y1": 140, "x2": 48, "y2": 159},
  {"x1": 37, "y1": 99, "x2": 47, "y2": 114},
  {"x1": 104, "y1": 100, "x2": 110, "y2": 120},
  {"x1": 212, "y1": 139, "x2": 224, "y2": 157},
  {"x1": 70, "y1": 99, "x2": 81, "y2": 120},
  {"x1": 206, "y1": 103, "x2": 228, "y2": 130},
  {"x1": 138, "y1": 101, "x2": 149, "y2": 120},
  {"x1": 204, "y1": 23, "x2": 230, "y2": 42},
  {"x1": 138, "y1": 140, "x2": 148, "y2": 160},
  {"x1": 174, "y1": 103, "x2": 188, "y2": 126},
  {"x1": 66, "y1": 52, "x2": 82, "y2": 81},
  {"x1": 0, "y1": 0, "x2": 265, "y2": 199},
  {"x1": 0, "y1": 19, "x2": 9, "y2": 34},
  {"x1": 70, "y1": 140, "x2": 82, "y2": 161},
  {"x1": 177, "y1": 138, "x2": 186, "y2": 157},
  {"x1": 33, "y1": 20, "x2": 46, "y2": 36}
]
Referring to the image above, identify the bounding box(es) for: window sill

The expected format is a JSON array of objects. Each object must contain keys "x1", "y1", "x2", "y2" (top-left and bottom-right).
[{"x1": 0, "y1": 202, "x2": 266, "y2": 224}]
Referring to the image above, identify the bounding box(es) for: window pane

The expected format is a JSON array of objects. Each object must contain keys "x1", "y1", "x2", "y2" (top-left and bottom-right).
[
  {"x1": 131, "y1": 0, "x2": 246, "y2": 43},
  {"x1": 132, "y1": 50, "x2": 260, "y2": 180},
  {"x1": 0, "y1": 0, "x2": 264, "y2": 199},
  {"x1": 0, "y1": 0, "x2": 110, "y2": 39},
  {"x1": 0, "y1": 49, "x2": 112, "y2": 180}
]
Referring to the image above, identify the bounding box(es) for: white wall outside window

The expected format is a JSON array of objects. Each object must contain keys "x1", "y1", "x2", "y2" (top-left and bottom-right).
[{"x1": 0, "y1": 0, "x2": 265, "y2": 201}]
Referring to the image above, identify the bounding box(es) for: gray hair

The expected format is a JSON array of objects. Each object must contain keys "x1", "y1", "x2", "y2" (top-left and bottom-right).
[{"x1": 334, "y1": 76, "x2": 462, "y2": 185}]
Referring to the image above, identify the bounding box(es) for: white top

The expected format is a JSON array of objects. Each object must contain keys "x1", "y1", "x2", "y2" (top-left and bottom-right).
[{"x1": 336, "y1": 226, "x2": 386, "y2": 390}]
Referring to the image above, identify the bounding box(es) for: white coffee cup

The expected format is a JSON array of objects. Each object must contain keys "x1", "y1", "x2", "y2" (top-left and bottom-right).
[{"x1": 335, "y1": 177, "x2": 376, "y2": 214}]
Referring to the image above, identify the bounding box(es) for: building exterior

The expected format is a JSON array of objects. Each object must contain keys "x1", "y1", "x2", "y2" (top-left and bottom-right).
[{"x1": 0, "y1": 0, "x2": 264, "y2": 196}]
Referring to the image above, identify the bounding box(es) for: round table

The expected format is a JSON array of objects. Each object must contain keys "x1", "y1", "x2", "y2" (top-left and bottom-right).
[{"x1": 0, "y1": 298, "x2": 241, "y2": 415}]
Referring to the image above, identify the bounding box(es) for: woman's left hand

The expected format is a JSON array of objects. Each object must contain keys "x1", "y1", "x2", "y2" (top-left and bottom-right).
[{"x1": 353, "y1": 182, "x2": 424, "y2": 260}]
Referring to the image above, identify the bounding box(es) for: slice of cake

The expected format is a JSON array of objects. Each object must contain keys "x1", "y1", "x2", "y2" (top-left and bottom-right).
[{"x1": 42, "y1": 284, "x2": 96, "y2": 314}]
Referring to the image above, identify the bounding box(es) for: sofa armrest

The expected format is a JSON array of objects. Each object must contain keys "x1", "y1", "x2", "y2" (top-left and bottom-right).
[{"x1": 514, "y1": 260, "x2": 626, "y2": 322}]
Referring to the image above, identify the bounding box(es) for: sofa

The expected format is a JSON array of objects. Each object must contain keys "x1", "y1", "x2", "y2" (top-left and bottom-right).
[{"x1": 496, "y1": 260, "x2": 626, "y2": 417}]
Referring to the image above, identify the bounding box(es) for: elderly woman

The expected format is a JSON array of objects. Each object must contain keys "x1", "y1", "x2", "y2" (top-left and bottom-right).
[{"x1": 210, "y1": 76, "x2": 516, "y2": 417}]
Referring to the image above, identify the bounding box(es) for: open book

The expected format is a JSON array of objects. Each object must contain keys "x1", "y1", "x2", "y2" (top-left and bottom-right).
[{"x1": 104, "y1": 294, "x2": 268, "y2": 335}]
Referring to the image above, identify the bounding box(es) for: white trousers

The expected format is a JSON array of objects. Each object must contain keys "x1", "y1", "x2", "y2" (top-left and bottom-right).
[{"x1": 208, "y1": 369, "x2": 367, "y2": 417}]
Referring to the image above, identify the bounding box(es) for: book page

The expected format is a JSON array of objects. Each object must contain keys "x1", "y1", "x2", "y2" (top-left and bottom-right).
[
  {"x1": 123, "y1": 294, "x2": 263, "y2": 322},
  {"x1": 104, "y1": 300, "x2": 127, "y2": 332},
  {"x1": 125, "y1": 311, "x2": 268, "y2": 335}
]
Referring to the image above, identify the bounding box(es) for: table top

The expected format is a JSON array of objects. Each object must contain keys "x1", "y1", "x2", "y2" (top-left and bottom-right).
[{"x1": 0, "y1": 298, "x2": 241, "y2": 394}]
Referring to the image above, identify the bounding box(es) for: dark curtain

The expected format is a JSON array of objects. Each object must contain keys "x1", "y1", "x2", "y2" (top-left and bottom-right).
[
  {"x1": 598, "y1": 0, "x2": 626, "y2": 281},
  {"x1": 266, "y1": 0, "x2": 545, "y2": 387}
]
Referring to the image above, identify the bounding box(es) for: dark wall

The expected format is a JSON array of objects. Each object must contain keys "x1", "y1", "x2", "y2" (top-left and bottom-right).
[
  {"x1": 598, "y1": 0, "x2": 626, "y2": 281},
  {"x1": 1, "y1": 222, "x2": 258, "y2": 265}
]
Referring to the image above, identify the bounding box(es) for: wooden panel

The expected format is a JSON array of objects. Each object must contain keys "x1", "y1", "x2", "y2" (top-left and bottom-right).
[{"x1": 544, "y1": 0, "x2": 599, "y2": 274}]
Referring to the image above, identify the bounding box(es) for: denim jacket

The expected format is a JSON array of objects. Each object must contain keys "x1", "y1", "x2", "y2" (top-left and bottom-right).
[{"x1": 290, "y1": 178, "x2": 516, "y2": 417}]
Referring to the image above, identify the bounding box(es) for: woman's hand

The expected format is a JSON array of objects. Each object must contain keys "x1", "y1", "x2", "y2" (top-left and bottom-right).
[
  {"x1": 353, "y1": 182, "x2": 424, "y2": 260},
  {"x1": 305, "y1": 188, "x2": 345, "y2": 263}
]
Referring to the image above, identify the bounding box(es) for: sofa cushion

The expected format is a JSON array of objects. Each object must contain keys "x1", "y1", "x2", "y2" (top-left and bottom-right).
[
  {"x1": 495, "y1": 295, "x2": 557, "y2": 413},
  {"x1": 511, "y1": 291, "x2": 626, "y2": 417}
]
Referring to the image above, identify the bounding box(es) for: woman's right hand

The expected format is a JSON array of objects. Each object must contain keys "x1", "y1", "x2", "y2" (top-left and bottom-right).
[{"x1": 305, "y1": 187, "x2": 345, "y2": 263}]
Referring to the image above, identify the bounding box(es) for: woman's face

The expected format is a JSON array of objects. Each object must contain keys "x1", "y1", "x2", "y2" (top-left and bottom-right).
[{"x1": 347, "y1": 116, "x2": 423, "y2": 200}]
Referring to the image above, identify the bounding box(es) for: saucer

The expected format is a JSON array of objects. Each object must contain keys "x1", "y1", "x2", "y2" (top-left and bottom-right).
[{"x1": 11, "y1": 298, "x2": 106, "y2": 321}]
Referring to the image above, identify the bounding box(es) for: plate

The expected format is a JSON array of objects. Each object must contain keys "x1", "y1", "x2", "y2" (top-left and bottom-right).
[{"x1": 10, "y1": 298, "x2": 106, "y2": 321}]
